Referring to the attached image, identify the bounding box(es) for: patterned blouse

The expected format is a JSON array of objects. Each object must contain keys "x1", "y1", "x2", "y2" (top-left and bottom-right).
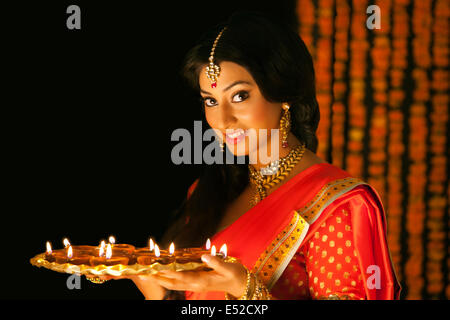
[{"x1": 270, "y1": 203, "x2": 366, "y2": 300}]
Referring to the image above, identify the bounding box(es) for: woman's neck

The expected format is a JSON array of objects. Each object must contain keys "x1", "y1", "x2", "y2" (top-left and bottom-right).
[{"x1": 249, "y1": 133, "x2": 302, "y2": 171}]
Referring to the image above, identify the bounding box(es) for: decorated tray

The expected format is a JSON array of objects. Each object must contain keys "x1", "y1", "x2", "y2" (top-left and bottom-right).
[{"x1": 30, "y1": 241, "x2": 235, "y2": 277}]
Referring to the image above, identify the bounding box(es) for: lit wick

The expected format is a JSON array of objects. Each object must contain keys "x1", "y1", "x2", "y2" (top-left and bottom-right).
[
  {"x1": 67, "y1": 246, "x2": 73, "y2": 259},
  {"x1": 154, "y1": 244, "x2": 160, "y2": 258},
  {"x1": 99, "y1": 240, "x2": 106, "y2": 257},
  {"x1": 46, "y1": 241, "x2": 52, "y2": 255},
  {"x1": 211, "y1": 245, "x2": 216, "y2": 256},
  {"x1": 205, "y1": 238, "x2": 211, "y2": 250},
  {"x1": 108, "y1": 236, "x2": 116, "y2": 245},
  {"x1": 219, "y1": 244, "x2": 227, "y2": 258},
  {"x1": 149, "y1": 238, "x2": 155, "y2": 251},
  {"x1": 63, "y1": 238, "x2": 70, "y2": 248},
  {"x1": 45, "y1": 241, "x2": 55, "y2": 262},
  {"x1": 106, "y1": 244, "x2": 112, "y2": 260}
]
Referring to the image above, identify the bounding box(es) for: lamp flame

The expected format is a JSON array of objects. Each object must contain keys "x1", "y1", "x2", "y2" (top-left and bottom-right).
[
  {"x1": 149, "y1": 238, "x2": 154, "y2": 251},
  {"x1": 108, "y1": 236, "x2": 116, "y2": 244},
  {"x1": 67, "y1": 246, "x2": 73, "y2": 259},
  {"x1": 169, "y1": 242, "x2": 175, "y2": 255},
  {"x1": 99, "y1": 240, "x2": 106, "y2": 257},
  {"x1": 63, "y1": 238, "x2": 70, "y2": 248},
  {"x1": 219, "y1": 244, "x2": 227, "y2": 258},
  {"x1": 106, "y1": 244, "x2": 112, "y2": 259},
  {"x1": 211, "y1": 245, "x2": 216, "y2": 256},
  {"x1": 205, "y1": 238, "x2": 211, "y2": 250},
  {"x1": 154, "y1": 244, "x2": 160, "y2": 257},
  {"x1": 46, "y1": 241, "x2": 52, "y2": 255}
]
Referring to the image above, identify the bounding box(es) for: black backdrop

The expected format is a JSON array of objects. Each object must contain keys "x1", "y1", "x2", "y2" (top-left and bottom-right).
[{"x1": 2, "y1": 1, "x2": 297, "y2": 299}]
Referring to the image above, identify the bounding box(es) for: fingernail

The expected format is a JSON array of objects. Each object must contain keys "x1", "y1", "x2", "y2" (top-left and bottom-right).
[{"x1": 201, "y1": 254, "x2": 211, "y2": 263}]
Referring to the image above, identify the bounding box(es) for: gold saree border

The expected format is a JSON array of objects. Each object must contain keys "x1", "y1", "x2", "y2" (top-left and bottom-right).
[{"x1": 252, "y1": 177, "x2": 367, "y2": 290}]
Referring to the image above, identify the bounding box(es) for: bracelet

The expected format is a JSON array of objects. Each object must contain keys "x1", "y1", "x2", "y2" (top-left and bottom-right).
[
  {"x1": 225, "y1": 266, "x2": 271, "y2": 300},
  {"x1": 252, "y1": 275, "x2": 272, "y2": 300}
]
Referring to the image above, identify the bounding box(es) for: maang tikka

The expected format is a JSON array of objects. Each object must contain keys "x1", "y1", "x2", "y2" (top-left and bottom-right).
[{"x1": 205, "y1": 27, "x2": 227, "y2": 88}]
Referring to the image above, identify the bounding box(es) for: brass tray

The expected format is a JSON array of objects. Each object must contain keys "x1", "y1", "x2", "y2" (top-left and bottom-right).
[{"x1": 30, "y1": 253, "x2": 237, "y2": 277}]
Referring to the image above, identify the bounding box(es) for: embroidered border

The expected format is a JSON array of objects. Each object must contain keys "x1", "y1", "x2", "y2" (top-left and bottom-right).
[
  {"x1": 252, "y1": 210, "x2": 309, "y2": 289},
  {"x1": 300, "y1": 177, "x2": 366, "y2": 224},
  {"x1": 252, "y1": 177, "x2": 367, "y2": 290}
]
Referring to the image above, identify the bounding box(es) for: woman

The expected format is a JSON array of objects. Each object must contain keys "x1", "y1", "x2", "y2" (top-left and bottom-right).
[{"x1": 89, "y1": 11, "x2": 401, "y2": 300}]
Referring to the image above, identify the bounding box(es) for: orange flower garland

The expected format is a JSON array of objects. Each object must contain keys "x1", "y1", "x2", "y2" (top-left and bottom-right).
[
  {"x1": 428, "y1": 0, "x2": 449, "y2": 299},
  {"x1": 296, "y1": 0, "x2": 449, "y2": 299}
]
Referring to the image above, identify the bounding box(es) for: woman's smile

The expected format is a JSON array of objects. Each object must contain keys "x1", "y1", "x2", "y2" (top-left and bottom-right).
[{"x1": 225, "y1": 128, "x2": 247, "y2": 145}]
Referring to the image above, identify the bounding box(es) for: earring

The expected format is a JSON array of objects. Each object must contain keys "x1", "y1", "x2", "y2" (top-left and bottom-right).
[
  {"x1": 220, "y1": 142, "x2": 225, "y2": 152},
  {"x1": 280, "y1": 103, "x2": 291, "y2": 148}
]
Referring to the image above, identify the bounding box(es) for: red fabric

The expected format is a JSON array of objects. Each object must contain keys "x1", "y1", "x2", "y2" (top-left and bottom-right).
[{"x1": 184, "y1": 163, "x2": 401, "y2": 300}]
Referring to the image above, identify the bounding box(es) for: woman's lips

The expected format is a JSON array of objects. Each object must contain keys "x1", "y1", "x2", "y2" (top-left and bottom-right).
[{"x1": 225, "y1": 129, "x2": 246, "y2": 145}]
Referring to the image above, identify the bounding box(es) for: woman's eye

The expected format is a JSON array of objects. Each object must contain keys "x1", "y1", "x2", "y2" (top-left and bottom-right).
[
  {"x1": 203, "y1": 98, "x2": 217, "y2": 107},
  {"x1": 232, "y1": 91, "x2": 249, "y2": 103}
]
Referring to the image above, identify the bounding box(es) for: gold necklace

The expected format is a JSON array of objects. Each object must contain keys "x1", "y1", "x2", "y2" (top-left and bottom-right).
[{"x1": 248, "y1": 143, "x2": 306, "y2": 206}]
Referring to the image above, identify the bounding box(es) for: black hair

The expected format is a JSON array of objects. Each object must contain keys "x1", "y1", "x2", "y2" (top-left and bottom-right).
[{"x1": 160, "y1": 11, "x2": 320, "y2": 248}]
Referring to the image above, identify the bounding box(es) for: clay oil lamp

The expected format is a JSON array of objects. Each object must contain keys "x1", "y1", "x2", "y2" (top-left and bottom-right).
[
  {"x1": 44, "y1": 241, "x2": 55, "y2": 262},
  {"x1": 89, "y1": 243, "x2": 129, "y2": 266},
  {"x1": 153, "y1": 243, "x2": 175, "y2": 266},
  {"x1": 108, "y1": 236, "x2": 135, "y2": 257},
  {"x1": 55, "y1": 246, "x2": 91, "y2": 265}
]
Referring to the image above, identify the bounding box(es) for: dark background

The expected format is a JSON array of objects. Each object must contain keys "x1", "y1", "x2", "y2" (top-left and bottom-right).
[{"x1": 2, "y1": 1, "x2": 297, "y2": 299}]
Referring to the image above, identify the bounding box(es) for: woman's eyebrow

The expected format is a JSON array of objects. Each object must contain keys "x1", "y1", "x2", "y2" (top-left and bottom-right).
[
  {"x1": 223, "y1": 80, "x2": 252, "y2": 92},
  {"x1": 200, "y1": 80, "x2": 252, "y2": 95}
]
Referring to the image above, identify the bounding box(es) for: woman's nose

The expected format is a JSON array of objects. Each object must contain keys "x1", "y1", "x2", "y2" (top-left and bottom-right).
[{"x1": 215, "y1": 104, "x2": 237, "y2": 130}]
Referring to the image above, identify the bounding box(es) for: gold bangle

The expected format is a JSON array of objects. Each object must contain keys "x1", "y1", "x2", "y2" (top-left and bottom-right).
[{"x1": 252, "y1": 275, "x2": 272, "y2": 300}]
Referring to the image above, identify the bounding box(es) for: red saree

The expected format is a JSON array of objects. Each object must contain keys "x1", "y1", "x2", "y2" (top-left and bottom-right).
[{"x1": 185, "y1": 163, "x2": 401, "y2": 300}]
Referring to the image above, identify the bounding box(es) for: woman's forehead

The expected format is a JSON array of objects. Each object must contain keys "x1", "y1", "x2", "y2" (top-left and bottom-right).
[{"x1": 199, "y1": 61, "x2": 255, "y2": 93}]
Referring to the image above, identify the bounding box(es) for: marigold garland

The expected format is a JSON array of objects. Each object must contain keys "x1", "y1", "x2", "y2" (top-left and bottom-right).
[{"x1": 296, "y1": 0, "x2": 449, "y2": 299}]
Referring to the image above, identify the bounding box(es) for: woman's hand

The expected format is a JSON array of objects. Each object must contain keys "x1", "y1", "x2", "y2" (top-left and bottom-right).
[
  {"x1": 85, "y1": 274, "x2": 167, "y2": 300},
  {"x1": 150, "y1": 254, "x2": 248, "y2": 298}
]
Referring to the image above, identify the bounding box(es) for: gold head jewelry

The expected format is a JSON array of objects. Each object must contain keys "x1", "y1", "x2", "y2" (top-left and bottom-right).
[{"x1": 205, "y1": 27, "x2": 227, "y2": 88}]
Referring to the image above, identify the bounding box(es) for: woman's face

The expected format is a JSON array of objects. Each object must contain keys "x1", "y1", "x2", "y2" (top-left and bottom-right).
[{"x1": 199, "y1": 61, "x2": 282, "y2": 158}]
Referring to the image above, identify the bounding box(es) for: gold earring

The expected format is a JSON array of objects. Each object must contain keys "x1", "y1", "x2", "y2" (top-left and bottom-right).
[
  {"x1": 220, "y1": 142, "x2": 225, "y2": 151},
  {"x1": 280, "y1": 103, "x2": 291, "y2": 148}
]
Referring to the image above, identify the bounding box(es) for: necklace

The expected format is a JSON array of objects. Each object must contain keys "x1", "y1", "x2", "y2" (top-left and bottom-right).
[{"x1": 248, "y1": 143, "x2": 306, "y2": 206}]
